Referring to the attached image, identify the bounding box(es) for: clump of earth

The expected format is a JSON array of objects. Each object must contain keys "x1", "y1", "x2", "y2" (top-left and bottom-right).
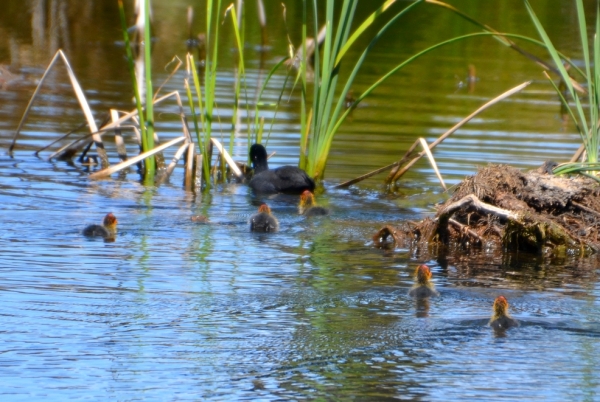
[{"x1": 375, "y1": 164, "x2": 600, "y2": 256}]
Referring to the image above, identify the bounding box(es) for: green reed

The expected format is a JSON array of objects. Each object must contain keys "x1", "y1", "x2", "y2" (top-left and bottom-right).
[
  {"x1": 142, "y1": 0, "x2": 155, "y2": 179},
  {"x1": 298, "y1": 0, "x2": 425, "y2": 181},
  {"x1": 526, "y1": 0, "x2": 600, "y2": 172},
  {"x1": 185, "y1": 0, "x2": 253, "y2": 189},
  {"x1": 185, "y1": 53, "x2": 211, "y2": 187},
  {"x1": 298, "y1": 0, "x2": 597, "y2": 183},
  {"x1": 227, "y1": 4, "x2": 246, "y2": 156},
  {"x1": 118, "y1": 0, "x2": 155, "y2": 180},
  {"x1": 185, "y1": 0, "x2": 224, "y2": 190},
  {"x1": 427, "y1": 0, "x2": 600, "y2": 175}
]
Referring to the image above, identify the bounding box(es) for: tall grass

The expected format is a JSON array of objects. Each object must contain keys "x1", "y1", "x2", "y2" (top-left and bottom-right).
[
  {"x1": 142, "y1": 0, "x2": 155, "y2": 179},
  {"x1": 426, "y1": 0, "x2": 598, "y2": 173},
  {"x1": 525, "y1": 0, "x2": 600, "y2": 173},
  {"x1": 299, "y1": 0, "x2": 516, "y2": 181},
  {"x1": 295, "y1": 0, "x2": 599, "y2": 182},
  {"x1": 118, "y1": 0, "x2": 155, "y2": 180},
  {"x1": 185, "y1": 0, "x2": 251, "y2": 189},
  {"x1": 298, "y1": 0, "x2": 427, "y2": 180}
]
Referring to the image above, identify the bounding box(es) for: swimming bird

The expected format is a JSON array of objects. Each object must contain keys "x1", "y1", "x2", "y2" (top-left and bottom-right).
[
  {"x1": 83, "y1": 212, "x2": 118, "y2": 240},
  {"x1": 298, "y1": 190, "x2": 329, "y2": 216},
  {"x1": 408, "y1": 264, "x2": 439, "y2": 298},
  {"x1": 248, "y1": 144, "x2": 315, "y2": 194},
  {"x1": 191, "y1": 215, "x2": 209, "y2": 223},
  {"x1": 250, "y1": 204, "x2": 279, "y2": 232},
  {"x1": 489, "y1": 295, "x2": 519, "y2": 330}
]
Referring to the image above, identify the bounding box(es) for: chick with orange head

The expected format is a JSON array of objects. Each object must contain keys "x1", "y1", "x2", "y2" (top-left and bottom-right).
[
  {"x1": 489, "y1": 295, "x2": 519, "y2": 330},
  {"x1": 250, "y1": 204, "x2": 279, "y2": 232},
  {"x1": 298, "y1": 190, "x2": 329, "y2": 217},
  {"x1": 408, "y1": 264, "x2": 439, "y2": 298},
  {"x1": 83, "y1": 212, "x2": 118, "y2": 241}
]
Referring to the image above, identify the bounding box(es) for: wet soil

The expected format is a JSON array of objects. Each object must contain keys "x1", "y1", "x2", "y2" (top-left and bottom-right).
[{"x1": 375, "y1": 164, "x2": 600, "y2": 255}]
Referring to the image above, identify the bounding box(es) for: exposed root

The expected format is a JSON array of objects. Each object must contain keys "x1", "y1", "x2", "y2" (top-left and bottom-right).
[{"x1": 372, "y1": 225, "x2": 400, "y2": 249}]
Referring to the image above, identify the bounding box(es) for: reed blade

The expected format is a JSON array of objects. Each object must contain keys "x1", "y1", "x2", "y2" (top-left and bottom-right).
[
  {"x1": 89, "y1": 136, "x2": 186, "y2": 180},
  {"x1": 524, "y1": 0, "x2": 589, "y2": 142},
  {"x1": 210, "y1": 138, "x2": 243, "y2": 177},
  {"x1": 419, "y1": 138, "x2": 446, "y2": 191}
]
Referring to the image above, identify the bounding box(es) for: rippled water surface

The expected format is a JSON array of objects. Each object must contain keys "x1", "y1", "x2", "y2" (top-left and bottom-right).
[{"x1": 1, "y1": 0, "x2": 600, "y2": 400}]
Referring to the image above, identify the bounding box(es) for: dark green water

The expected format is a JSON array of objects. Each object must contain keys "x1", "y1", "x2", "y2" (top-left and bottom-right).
[{"x1": 0, "y1": 1, "x2": 599, "y2": 400}]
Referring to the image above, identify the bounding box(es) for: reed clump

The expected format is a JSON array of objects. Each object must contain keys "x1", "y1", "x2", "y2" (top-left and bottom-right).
[{"x1": 11, "y1": 0, "x2": 599, "y2": 200}]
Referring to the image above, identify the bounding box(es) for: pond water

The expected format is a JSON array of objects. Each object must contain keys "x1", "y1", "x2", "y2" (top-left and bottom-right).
[{"x1": 1, "y1": 0, "x2": 599, "y2": 400}]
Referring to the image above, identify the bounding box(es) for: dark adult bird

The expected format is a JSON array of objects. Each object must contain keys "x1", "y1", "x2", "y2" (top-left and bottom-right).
[
  {"x1": 83, "y1": 212, "x2": 118, "y2": 240},
  {"x1": 250, "y1": 204, "x2": 279, "y2": 232},
  {"x1": 489, "y1": 295, "x2": 519, "y2": 331},
  {"x1": 248, "y1": 144, "x2": 315, "y2": 194}
]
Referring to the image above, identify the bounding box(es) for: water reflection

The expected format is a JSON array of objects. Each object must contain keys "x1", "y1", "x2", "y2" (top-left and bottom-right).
[{"x1": 415, "y1": 297, "x2": 430, "y2": 318}]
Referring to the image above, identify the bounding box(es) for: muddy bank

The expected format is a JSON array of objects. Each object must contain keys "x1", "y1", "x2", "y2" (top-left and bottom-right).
[{"x1": 375, "y1": 164, "x2": 600, "y2": 256}]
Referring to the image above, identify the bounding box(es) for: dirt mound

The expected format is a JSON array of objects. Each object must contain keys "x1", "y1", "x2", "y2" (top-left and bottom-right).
[{"x1": 374, "y1": 164, "x2": 600, "y2": 255}]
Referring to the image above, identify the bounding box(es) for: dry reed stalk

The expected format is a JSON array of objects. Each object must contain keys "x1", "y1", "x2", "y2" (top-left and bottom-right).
[
  {"x1": 46, "y1": 124, "x2": 135, "y2": 161},
  {"x1": 570, "y1": 143, "x2": 586, "y2": 163},
  {"x1": 156, "y1": 141, "x2": 191, "y2": 185},
  {"x1": 337, "y1": 81, "x2": 531, "y2": 188},
  {"x1": 385, "y1": 138, "x2": 421, "y2": 183},
  {"x1": 419, "y1": 137, "x2": 446, "y2": 191},
  {"x1": 210, "y1": 138, "x2": 243, "y2": 177},
  {"x1": 389, "y1": 81, "x2": 531, "y2": 184},
  {"x1": 256, "y1": 0, "x2": 267, "y2": 47},
  {"x1": 93, "y1": 91, "x2": 192, "y2": 179},
  {"x1": 89, "y1": 136, "x2": 187, "y2": 180},
  {"x1": 334, "y1": 162, "x2": 400, "y2": 188},
  {"x1": 111, "y1": 109, "x2": 128, "y2": 162},
  {"x1": 45, "y1": 96, "x2": 157, "y2": 162},
  {"x1": 153, "y1": 56, "x2": 183, "y2": 102},
  {"x1": 187, "y1": 6, "x2": 194, "y2": 41},
  {"x1": 153, "y1": 131, "x2": 166, "y2": 170},
  {"x1": 130, "y1": 117, "x2": 142, "y2": 146},
  {"x1": 84, "y1": 91, "x2": 190, "y2": 140},
  {"x1": 194, "y1": 154, "x2": 203, "y2": 191},
  {"x1": 34, "y1": 119, "x2": 89, "y2": 156},
  {"x1": 185, "y1": 142, "x2": 195, "y2": 190},
  {"x1": 10, "y1": 50, "x2": 108, "y2": 167}
]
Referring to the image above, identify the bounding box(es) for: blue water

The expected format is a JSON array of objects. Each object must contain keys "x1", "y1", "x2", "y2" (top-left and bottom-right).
[{"x1": 0, "y1": 153, "x2": 599, "y2": 400}]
